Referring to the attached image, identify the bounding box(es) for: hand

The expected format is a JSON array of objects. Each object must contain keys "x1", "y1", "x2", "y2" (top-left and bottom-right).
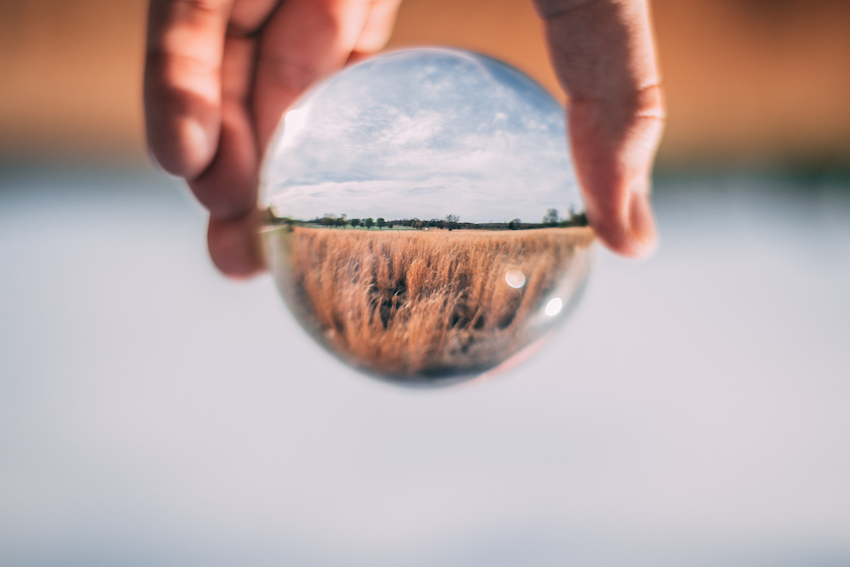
[
  {"x1": 144, "y1": 0, "x2": 664, "y2": 278},
  {"x1": 145, "y1": 0, "x2": 403, "y2": 277},
  {"x1": 533, "y1": 0, "x2": 664, "y2": 257}
]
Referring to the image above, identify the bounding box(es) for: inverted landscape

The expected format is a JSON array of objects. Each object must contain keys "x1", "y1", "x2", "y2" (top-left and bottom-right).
[{"x1": 264, "y1": 222, "x2": 594, "y2": 383}]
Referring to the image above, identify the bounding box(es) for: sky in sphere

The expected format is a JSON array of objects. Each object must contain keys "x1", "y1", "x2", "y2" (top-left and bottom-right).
[{"x1": 261, "y1": 48, "x2": 583, "y2": 225}]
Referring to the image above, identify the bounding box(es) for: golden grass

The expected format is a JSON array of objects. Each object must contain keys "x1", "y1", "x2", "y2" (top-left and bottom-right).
[{"x1": 265, "y1": 226, "x2": 593, "y2": 380}]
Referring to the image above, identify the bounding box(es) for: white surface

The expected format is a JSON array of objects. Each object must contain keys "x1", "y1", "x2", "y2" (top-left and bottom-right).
[{"x1": 1, "y1": 169, "x2": 849, "y2": 566}]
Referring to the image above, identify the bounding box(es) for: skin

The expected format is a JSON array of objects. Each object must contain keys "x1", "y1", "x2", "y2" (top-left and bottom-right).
[{"x1": 145, "y1": 0, "x2": 665, "y2": 278}]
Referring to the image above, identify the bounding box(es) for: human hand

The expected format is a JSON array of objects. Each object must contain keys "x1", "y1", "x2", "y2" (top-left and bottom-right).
[
  {"x1": 144, "y1": 0, "x2": 663, "y2": 278},
  {"x1": 533, "y1": 0, "x2": 665, "y2": 257},
  {"x1": 144, "y1": 0, "x2": 403, "y2": 277}
]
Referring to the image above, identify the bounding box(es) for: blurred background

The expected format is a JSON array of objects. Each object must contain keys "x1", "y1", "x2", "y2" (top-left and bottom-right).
[
  {"x1": 1, "y1": 1, "x2": 849, "y2": 566},
  {"x1": 2, "y1": 0, "x2": 850, "y2": 169}
]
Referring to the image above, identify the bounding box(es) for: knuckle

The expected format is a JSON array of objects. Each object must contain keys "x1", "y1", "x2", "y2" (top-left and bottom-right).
[
  {"x1": 172, "y1": 0, "x2": 227, "y2": 19},
  {"x1": 532, "y1": 0, "x2": 600, "y2": 20},
  {"x1": 149, "y1": 0, "x2": 230, "y2": 33},
  {"x1": 146, "y1": 49, "x2": 218, "y2": 78},
  {"x1": 257, "y1": 54, "x2": 323, "y2": 94},
  {"x1": 144, "y1": 50, "x2": 220, "y2": 107}
]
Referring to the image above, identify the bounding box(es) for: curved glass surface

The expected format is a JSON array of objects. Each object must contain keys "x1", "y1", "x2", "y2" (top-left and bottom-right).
[{"x1": 260, "y1": 48, "x2": 593, "y2": 385}]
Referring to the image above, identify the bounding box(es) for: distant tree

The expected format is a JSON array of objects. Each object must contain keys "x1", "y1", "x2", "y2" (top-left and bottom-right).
[
  {"x1": 413, "y1": 219, "x2": 423, "y2": 229},
  {"x1": 336, "y1": 214, "x2": 347, "y2": 228},
  {"x1": 543, "y1": 208, "x2": 558, "y2": 225},
  {"x1": 555, "y1": 208, "x2": 589, "y2": 227},
  {"x1": 376, "y1": 217, "x2": 386, "y2": 229},
  {"x1": 508, "y1": 218, "x2": 521, "y2": 230},
  {"x1": 364, "y1": 217, "x2": 374, "y2": 229},
  {"x1": 349, "y1": 218, "x2": 361, "y2": 228}
]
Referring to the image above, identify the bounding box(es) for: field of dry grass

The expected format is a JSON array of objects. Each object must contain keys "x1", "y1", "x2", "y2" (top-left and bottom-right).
[{"x1": 265, "y1": 227, "x2": 593, "y2": 380}]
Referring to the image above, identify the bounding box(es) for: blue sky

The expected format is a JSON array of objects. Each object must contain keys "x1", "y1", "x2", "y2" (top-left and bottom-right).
[{"x1": 261, "y1": 48, "x2": 583, "y2": 224}]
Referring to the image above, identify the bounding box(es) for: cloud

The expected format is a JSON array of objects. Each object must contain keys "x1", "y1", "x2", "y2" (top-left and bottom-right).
[{"x1": 260, "y1": 48, "x2": 583, "y2": 224}]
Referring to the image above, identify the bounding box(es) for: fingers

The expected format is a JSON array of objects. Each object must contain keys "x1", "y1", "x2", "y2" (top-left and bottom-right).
[
  {"x1": 252, "y1": 0, "x2": 375, "y2": 149},
  {"x1": 352, "y1": 0, "x2": 403, "y2": 55},
  {"x1": 568, "y1": 85, "x2": 663, "y2": 256},
  {"x1": 533, "y1": 0, "x2": 665, "y2": 257},
  {"x1": 145, "y1": 0, "x2": 234, "y2": 178},
  {"x1": 207, "y1": 0, "x2": 389, "y2": 278},
  {"x1": 187, "y1": 35, "x2": 259, "y2": 218},
  {"x1": 208, "y1": 211, "x2": 266, "y2": 278},
  {"x1": 229, "y1": 0, "x2": 284, "y2": 35},
  {"x1": 190, "y1": 35, "x2": 263, "y2": 278},
  {"x1": 147, "y1": 0, "x2": 402, "y2": 279}
]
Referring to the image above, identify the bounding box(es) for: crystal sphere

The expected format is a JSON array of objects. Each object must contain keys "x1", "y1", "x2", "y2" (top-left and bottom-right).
[{"x1": 260, "y1": 48, "x2": 593, "y2": 386}]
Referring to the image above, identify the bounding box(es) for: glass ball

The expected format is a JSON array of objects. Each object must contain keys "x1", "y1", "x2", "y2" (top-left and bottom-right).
[{"x1": 259, "y1": 48, "x2": 594, "y2": 386}]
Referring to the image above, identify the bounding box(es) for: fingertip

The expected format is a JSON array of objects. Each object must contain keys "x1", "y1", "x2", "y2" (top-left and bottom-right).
[
  {"x1": 625, "y1": 190, "x2": 659, "y2": 258},
  {"x1": 207, "y1": 212, "x2": 267, "y2": 279},
  {"x1": 631, "y1": 188, "x2": 658, "y2": 245},
  {"x1": 587, "y1": 190, "x2": 658, "y2": 259},
  {"x1": 146, "y1": 109, "x2": 218, "y2": 179},
  {"x1": 186, "y1": 106, "x2": 259, "y2": 218}
]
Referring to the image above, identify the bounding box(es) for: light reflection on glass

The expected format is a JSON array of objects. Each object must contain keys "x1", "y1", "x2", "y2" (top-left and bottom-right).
[
  {"x1": 506, "y1": 269, "x2": 527, "y2": 289},
  {"x1": 545, "y1": 298, "x2": 563, "y2": 317}
]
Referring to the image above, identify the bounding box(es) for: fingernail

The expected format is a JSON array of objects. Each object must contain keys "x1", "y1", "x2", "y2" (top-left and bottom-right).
[{"x1": 628, "y1": 189, "x2": 658, "y2": 256}]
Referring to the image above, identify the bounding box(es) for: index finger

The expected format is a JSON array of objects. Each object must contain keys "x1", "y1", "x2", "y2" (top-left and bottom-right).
[
  {"x1": 144, "y1": 0, "x2": 234, "y2": 179},
  {"x1": 533, "y1": 0, "x2": 665, "y2": 257}
]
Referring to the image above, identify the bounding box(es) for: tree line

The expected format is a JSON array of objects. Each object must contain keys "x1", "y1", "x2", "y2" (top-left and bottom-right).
[{"x1": 267, "y1": 209, "x2": 588, "y2": 230}]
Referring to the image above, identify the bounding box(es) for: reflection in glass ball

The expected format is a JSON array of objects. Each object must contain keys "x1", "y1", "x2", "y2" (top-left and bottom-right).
[{"x1": 260, "y1": 48, "x2": 593, "y2": 386}]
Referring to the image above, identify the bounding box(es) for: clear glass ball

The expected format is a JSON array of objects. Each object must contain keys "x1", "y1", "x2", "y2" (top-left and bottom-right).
[{"x1": 260, "y1": 48, "x2": 594, "y2": 386}]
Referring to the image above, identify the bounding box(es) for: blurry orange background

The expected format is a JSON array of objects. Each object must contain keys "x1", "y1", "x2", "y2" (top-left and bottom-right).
[{"x1": 1, "y1": 0, "x2": 849, "y2": 170}]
